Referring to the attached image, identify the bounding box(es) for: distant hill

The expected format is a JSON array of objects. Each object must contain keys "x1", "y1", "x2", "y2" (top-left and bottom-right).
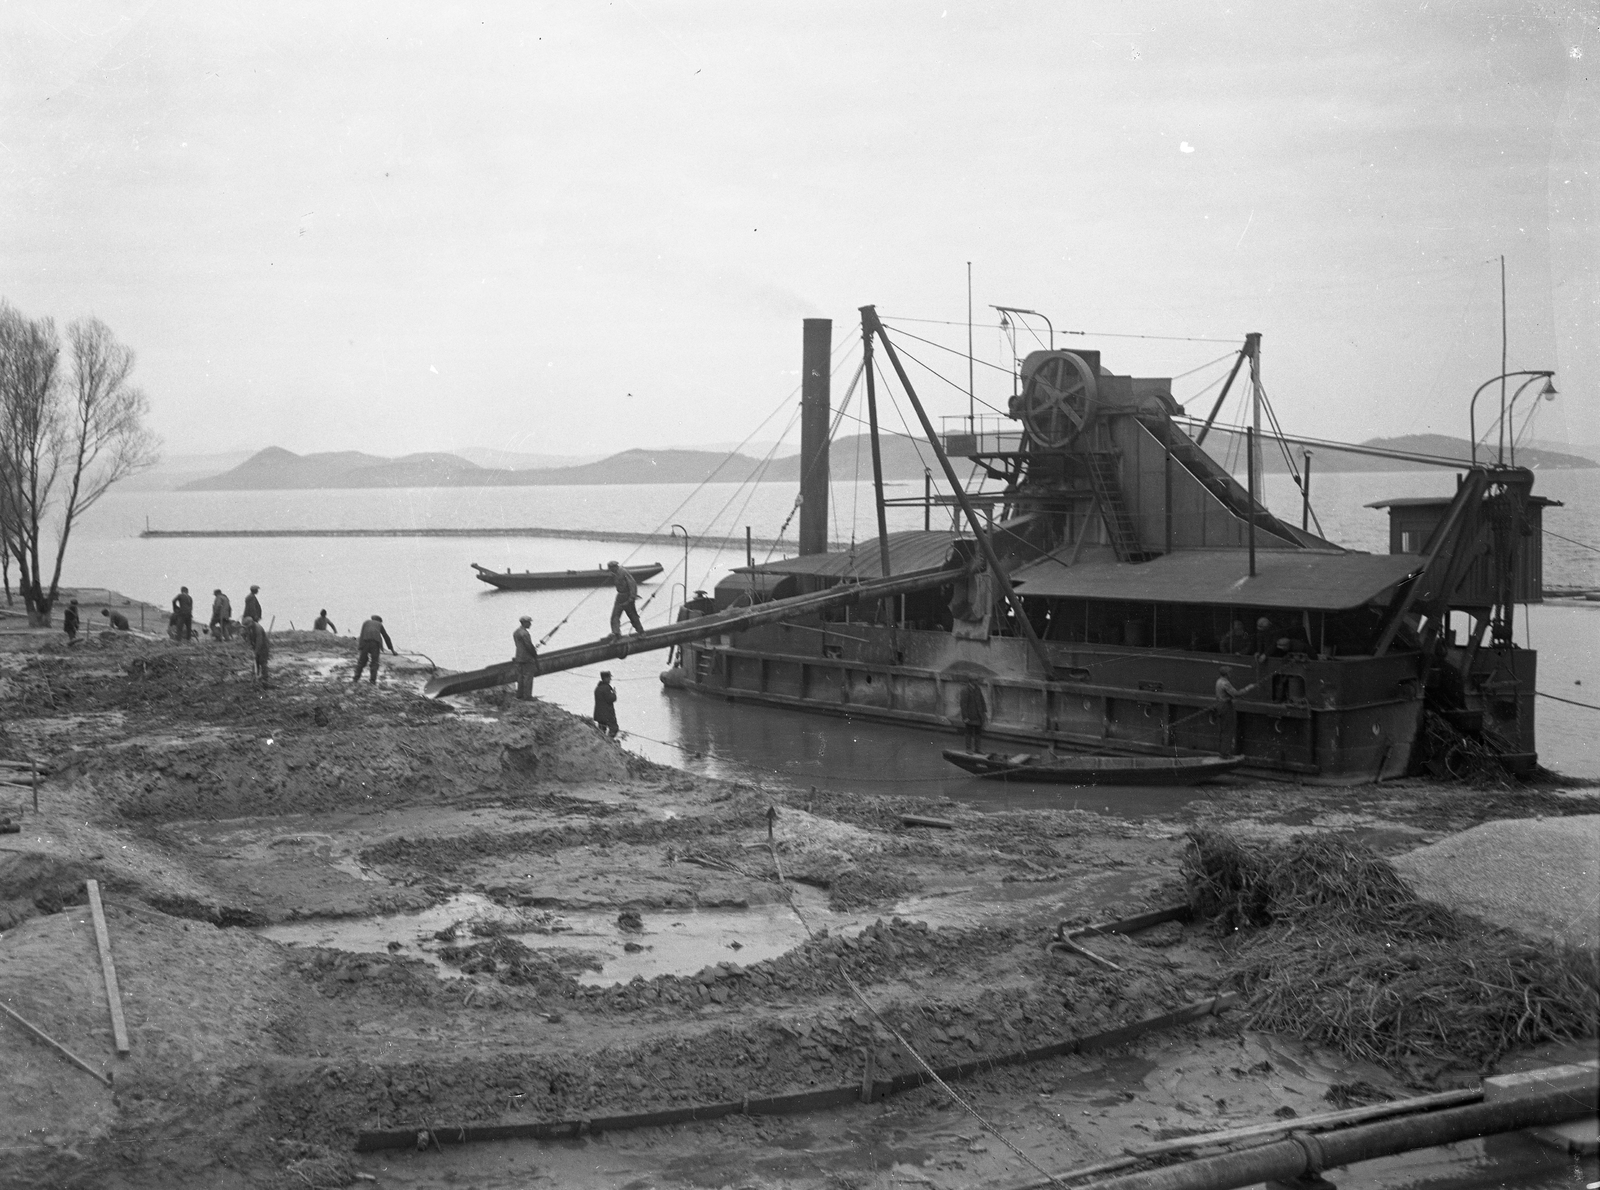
[
  {"x1": 177, "y1": 426, "x2": 1596, "y2": 493},
  {"x1": 1195, "y1": 429, "x2": 1596, "y2": 473}
]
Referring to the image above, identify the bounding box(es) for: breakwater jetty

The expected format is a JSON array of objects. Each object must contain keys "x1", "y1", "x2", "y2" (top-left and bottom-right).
[{"x1": 139, "y1": 527, "x2": 844, "y2": 551}]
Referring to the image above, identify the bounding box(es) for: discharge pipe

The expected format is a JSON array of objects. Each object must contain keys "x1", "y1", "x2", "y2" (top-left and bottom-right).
[
  {"x1": 1011, "y1": 1081, "x2": 1596, "y2": 1190},
  {"x1": 424, "y1": 564, "x2": 961, "y2": 699}
]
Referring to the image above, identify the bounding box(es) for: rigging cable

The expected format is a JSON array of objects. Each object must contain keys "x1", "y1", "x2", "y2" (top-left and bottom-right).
[{"x1": 879, "y1": 314, "x2": 1238, "y2": 343}]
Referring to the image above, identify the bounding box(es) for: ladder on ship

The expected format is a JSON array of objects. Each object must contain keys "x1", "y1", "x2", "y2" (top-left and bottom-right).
[{"x1": 1084, "y1": 452, "x2": 1147, "y2": 562}]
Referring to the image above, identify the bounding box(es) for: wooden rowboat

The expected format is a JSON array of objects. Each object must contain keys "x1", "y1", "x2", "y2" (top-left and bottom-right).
[
  {"x1": 941, "y1": 749, "x2": 1241, "y2": 785},
  {"x1": 471, "y1": 562, "x2": 663, "y2": 591}
]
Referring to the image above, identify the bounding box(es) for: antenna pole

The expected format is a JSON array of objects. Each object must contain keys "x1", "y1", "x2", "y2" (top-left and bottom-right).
[
  {"x1": 1499, "y1": 255, "x2": 1508, "y2": 465},
  {"x1": 966, "y1": 262, "x2": 975, "y2": 432}
]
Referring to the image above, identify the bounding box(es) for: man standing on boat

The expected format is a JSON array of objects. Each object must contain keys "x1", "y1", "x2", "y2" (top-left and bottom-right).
[
  {"x1": 1214, "y1": 666, "x2": 1243, "y2": 756},
  {"x1": 513, "y1": 615, "x2": 538, "y2": 701},
  {"x1": 959, "y1": 680, "x2": 988, "y2": 751},
  {"x1": 1218, "y1": 620, "x2": 1250, "y2": 654},
  {"x1": 606, "y1": 561, "x2": 645, "y2": 638},
  {"x1": 354, "y1": 614, "x2": 395, "y2": 684},
  {"x1": 593, "y1": 671, "x2": 619, "y2": 737}
]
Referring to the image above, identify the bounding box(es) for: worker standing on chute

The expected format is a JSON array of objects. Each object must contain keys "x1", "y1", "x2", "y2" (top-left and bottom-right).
[{"x1": 606, "y1": 561, "x2": 645, "y2": 638}]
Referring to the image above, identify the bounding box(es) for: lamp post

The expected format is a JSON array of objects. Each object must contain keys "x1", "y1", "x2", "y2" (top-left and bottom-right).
[
  {"x1": 991, "y1": 305, "x2": 1054, "y2": 406},
  {"x1": 1508, "y1": 377, "x2": 1559, "y2": 467},
  {"x1": 1468, "y1": 370, "x2": 1554, "y2": 465},
  {"x1": 669, "y1": 525, "x2": 690, "y2": 614}
]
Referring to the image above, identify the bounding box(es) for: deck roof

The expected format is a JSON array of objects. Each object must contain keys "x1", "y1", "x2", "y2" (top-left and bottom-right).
[
  {"x1": 739, "y1": 530, "x2": 965, "y2": 579},
  {"x1": 1010, "y1": 548, "x2": 1420, "y2": 611}
]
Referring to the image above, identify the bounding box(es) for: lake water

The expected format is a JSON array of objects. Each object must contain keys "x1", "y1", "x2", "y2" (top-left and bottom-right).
[{"x1": 59, "y1": 467, "x2": 1600, "y2": 790}]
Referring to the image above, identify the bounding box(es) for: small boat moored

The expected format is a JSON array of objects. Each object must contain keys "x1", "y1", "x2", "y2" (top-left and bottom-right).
[
  {"x1": 471, "y1": 562, "x2": 664, "y2": 591},
  {"x1": 941, "y1": 749, "x2": 1242, "y2": 785}
]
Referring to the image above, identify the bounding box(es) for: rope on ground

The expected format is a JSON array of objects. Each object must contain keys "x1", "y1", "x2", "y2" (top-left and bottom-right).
[{"x1": 763, "y1": 833, "x2": 1067, "y2": 1189}]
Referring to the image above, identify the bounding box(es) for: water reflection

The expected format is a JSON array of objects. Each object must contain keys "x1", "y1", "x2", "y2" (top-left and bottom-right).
[{"x1": 653, "y1": 688, "x2": 1217, "y2": 817}]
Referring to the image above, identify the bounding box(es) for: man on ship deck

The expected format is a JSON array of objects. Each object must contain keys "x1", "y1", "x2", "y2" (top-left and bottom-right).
[{"x1": 606, "y1": 561, "x2": 645, "y2": 638}]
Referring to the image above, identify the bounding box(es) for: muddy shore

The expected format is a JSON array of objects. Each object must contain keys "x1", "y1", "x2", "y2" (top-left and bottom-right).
[{"x1": 0, "y1": 625, "x2": 1595, "y2": 1190}]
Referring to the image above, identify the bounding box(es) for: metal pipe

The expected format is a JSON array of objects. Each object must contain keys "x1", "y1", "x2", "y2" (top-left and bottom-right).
[
  {"x1": 1506, "y1": 374, "x2": 1555, "y2": 466},
  {"x1": 798, "y1": 319, "x2": 832, "y2": 556},
  {"x1": 1045, "y1": 1087, "x2": 1597, "y2": 1190},
  {"x1": 861, "y1": 305, "x2": 1058, "y2": 677},
  {"x1": 425, "y1": 564, "x2": 962, "y2": 698},
  {"x1": 1194, "y1": 338, "x2": 1252, "y2": 447},
  {"x1": 745, "y1": 526, "x2": 753, "y2": 570}
]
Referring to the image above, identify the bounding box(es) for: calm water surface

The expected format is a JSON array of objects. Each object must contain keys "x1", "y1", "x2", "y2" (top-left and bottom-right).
[{"x1": 64, "y1": 470, "x2": 1600, "y2": 792}]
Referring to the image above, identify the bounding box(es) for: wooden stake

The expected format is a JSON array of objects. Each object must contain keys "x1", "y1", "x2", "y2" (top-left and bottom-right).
[
  {"x1": 85, "y1": 880, "x2": 130, "y2": 1056},
  {"x1": 31, "y1": 762, "x2": 38, "y2": 814},
  {"x1": 0, "y1": 1000, "x2": 112, "y2": 1086}
]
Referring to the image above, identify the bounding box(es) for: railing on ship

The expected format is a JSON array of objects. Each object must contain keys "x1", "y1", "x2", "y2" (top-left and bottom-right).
[{"x1": 939, "y1": 414, "x2": 1021, "y2": 458}]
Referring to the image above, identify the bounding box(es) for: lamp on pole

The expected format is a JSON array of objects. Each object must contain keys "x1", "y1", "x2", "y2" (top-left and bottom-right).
[
  {"x1": 1508, "y1": 376, "x2": 1559, "y2": 467},
  {"x1": 991, "y1": 306, "x2": 1054, "y2": 407},
  {"x1": 1468, "y1": 370, "x2": 1554, "y2": 465},
  {"x1": 669, "y1": 525, "x2": 690, "y2": 615}
]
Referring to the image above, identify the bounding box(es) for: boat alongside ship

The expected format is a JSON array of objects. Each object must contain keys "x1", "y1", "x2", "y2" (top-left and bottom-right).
[
  {"x1": 470, "y1": 561, "x2": 663, "y2": 591},
  {"x1": 658, "y1": 310, "x2": 1550, "y2": 785}
]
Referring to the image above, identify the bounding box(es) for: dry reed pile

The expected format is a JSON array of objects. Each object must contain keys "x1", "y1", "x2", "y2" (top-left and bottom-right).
[{"x1": 1184, "y1": 829, "x2": 1599, "y2": 1076}]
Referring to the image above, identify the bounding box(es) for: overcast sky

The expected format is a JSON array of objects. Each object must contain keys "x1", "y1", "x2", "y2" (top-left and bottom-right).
[{"x1": 3, "y1": 2, "x2": 1594, "y2": 461}]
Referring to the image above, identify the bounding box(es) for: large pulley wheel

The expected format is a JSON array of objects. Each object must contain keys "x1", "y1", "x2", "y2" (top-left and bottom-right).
[{"x1": 1011, "y1": 351, "x2": 1098, "y2": 448}]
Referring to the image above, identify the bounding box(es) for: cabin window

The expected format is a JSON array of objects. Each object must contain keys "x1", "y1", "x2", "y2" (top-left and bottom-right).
[{"x1": 1401, "y1": 530, "x2": 1418, "y2": 553}]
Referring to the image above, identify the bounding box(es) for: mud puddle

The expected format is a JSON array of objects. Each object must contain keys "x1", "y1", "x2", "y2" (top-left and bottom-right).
[{"x1": 258, "y1": 886, "x2": 871, "y2": 985}]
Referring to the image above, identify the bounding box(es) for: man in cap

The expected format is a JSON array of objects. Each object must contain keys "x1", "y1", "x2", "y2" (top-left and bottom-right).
[
  {"x1": 513, "y1": 615, "x2": 538, "y2": 700},
  {"x1": 243, "y1": 585, "x2": 263, "y2": 626},
  {"x1": 62, "y1": 599, "x2": 80, "y2": 643},
  {"x1": 354, "y1": 614, "x2": 395, "y2": 684},
  {"x1": 606, "y1": 561, "x2": 645, "y2": 638},
  {"x1": 593, "y1": 670, "x2": 619, "y2": 737}
]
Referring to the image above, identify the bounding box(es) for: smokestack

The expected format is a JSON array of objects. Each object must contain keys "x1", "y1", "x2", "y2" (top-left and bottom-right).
[{"x1": 798, "y1": 318, "x2": 832, "y2": 556}]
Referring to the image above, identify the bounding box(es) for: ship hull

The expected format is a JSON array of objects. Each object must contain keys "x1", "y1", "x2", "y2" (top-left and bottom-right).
[{"x1": 669, "y1": 619, "x2": 1427, "y2": 785}]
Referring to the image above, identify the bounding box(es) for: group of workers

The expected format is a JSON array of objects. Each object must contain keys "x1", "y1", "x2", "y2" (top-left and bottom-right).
[
  {"x1": 507, "y1": 558, "x2": 641, "y2": 737},
  {"x1": 1217, "y1": 616, "x2": 1312, "y2": 662}
]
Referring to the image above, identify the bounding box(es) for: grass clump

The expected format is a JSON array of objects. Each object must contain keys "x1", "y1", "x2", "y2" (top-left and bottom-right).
[{"x1": 1184, "y1": 828, "x2": 1599, "y2": 1077}]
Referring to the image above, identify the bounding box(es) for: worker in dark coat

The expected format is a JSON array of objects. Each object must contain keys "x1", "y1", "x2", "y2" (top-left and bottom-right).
[
  {"x1": 1252, "y1": 617, "x2": 1277, "y2": 661},
  {"x1": 1218, "y1": 620, "x2": 1250, "y2": 654},
  {"x1": 606, "y1": 561, "x2": 645, "y2": 637},
  {"x1": 244, "y1": 585, "x2": 263, "y2": 625},
  {"x1": 63, "y1": 599, "x2": 80, "y2": 643},
  {"x1": 313, "y1": 609, "x2": 336, "y2": 632},
  {"x1": 211, "y1": 589, "x2": 232, "y2": 640},
  {"x1": 958, "y1": 680, "x2": 988, "y2": 751},
  {"x1": 353, "y1": 615, "x2": 395, "y2": 684},
  {"x1": 171, "y1": 587, "x2": 194, "y2": 640},
  {"x1": 513, "y1": 616, "x2": 537, "y2": 701},
  {"x1": 241, "y1": 615, "x2": 270, "y2": 685},
  {"x1": 1214, "y1": 666, "x2": 1241, "y2": 756},
  {"x1": 101, "y1": 608, "x2": 130, "y2": 631},
  {"x1": 593, "y1": 671, "x2": 619, "y2": 737}
]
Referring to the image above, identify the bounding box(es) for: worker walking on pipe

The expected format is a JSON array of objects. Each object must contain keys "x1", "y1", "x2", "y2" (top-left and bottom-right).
[
  {"x1": 606, "y1": 561, "x2": 645, "y2": 638},
  {"x1": 593, "y1": 670, "x2": 619, "y2": 737},
  {"x1": 513, "y1": 615, "x2": 538, "y2": 701},
  {"x1": 354, "y1": 614, "x2": 395, "y2": 685}
]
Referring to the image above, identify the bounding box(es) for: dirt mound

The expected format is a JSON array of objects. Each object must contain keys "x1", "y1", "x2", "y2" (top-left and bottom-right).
[
  {"x1": 1391, "y1": 815, "x2": 1600, "y2": 948},
  {"x1": 0, "y1": 850, "x2": 90, "y2": 928}
]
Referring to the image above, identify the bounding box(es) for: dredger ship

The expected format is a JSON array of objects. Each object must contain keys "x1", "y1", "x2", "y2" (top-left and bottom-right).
[{"x1": 430, "y1": 307, "x2": 1550, "y2": 784}]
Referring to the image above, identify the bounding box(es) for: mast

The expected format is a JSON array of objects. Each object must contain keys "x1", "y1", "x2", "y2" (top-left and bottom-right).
[
  {"x1": 966, "y1": 262, "x2": 975, "y2": 432},
  {"x1": 1499, "y1": 254, "x2": 1508, "y2": 465},
  {"x1": 1249, "y1": 333, "x2": 1264, "y2": 506},
  {"x1": 861, "y1": 305, "x2": 1057, "y2": 676},
  {"x1": 798, "y1": 319, "x2": 832, "y2": 557},
  {"x1": 861, "y1": 322, "x2": 893, "y2": 578}
]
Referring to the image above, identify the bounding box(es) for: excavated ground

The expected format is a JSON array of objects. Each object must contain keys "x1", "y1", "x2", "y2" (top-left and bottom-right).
[{"x1": 0, "y1": 629, "x2": 1594, "y2": 1190}]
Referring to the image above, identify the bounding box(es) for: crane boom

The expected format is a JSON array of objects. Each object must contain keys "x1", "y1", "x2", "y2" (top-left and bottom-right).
[{"x1": 423, "y1": 564, "x2": 963, "y2": 698}]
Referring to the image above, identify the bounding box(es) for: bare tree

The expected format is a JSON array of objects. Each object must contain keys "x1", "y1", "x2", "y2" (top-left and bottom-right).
[{"x1": 0, "y1": 302, "x2": 159, "y2": 626}]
